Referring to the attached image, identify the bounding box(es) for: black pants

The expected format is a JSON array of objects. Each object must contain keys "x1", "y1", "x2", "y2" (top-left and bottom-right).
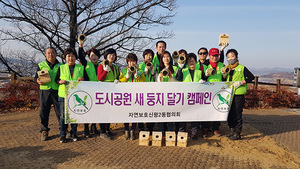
[
  {"x1": 39, "y1": 90, "x2": 60, "y2": 132},
  {"x1": 100, "y1": 123, "x2": 111, "y2": 133},
  {"x1": 227, "y1": 95, "x2": 245, "y2": 131}
]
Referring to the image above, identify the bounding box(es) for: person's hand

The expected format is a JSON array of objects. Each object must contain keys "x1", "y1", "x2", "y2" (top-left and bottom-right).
[
  {"x1": 103, "y1": 65, "x2": 111, "y2": 72},
  {"x1": 134, "y1": 71, "x2": 138, "y2": 79},
  {"x1": 221, "y1": 66, "x2": 229, "y2": 78},
  {"x1": 59, "y1": 80, "x2": 67, "y2": 84},
  {"x1": 144, "y1": 67, "x2": 149, "y2": 75},
  {"x1": 114, "y1": 79, "x2": 119, "y2": 84},
  {"x1": 37, "y1": 78, "x2": 44, "y2": 85},
  {"x1": 126, "y1": 68, "x2": 131, "y2": 79},
  {"x1": 178, "y1": 63, "x2": 185, "y2": 69},
  {"x1": 78, "y1": 77, "x2": 84, "y2": 81},
  {"x1": 232, "y1": 81, "x2": 243, "y2": 89},
  {"x1": 199, "y1": 79, "x2": 206, "y2": 83},
  {"x1": 205, "y1": 68, "x2": 215, "y2": 76},
  {"x1": 151, "y1": 67, "x2": 155, "y2": 75},
  {"x1": 220, "y1": 42, "x2": 229, "y2": 51}
]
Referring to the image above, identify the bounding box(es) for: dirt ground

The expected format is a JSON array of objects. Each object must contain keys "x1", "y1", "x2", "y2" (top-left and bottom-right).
[{"x1": 0, "y1": 109, "x2": 300, "y2": 169}]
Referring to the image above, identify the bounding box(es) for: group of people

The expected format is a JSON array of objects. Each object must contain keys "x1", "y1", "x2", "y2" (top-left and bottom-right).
[{"x1": 35, "y1": 39, "x2": 254, "y2": 143}]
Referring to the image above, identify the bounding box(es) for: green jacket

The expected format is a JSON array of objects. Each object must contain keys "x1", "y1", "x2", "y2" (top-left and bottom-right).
[
  {"x1": 227, "y1": 64, "x2": 247, "y2": 95},
  {"x1": 38, "y1": 61, "x2": 62, "y2": 90},
  {"x1": 58, "y1": 64, "x2": 84, "y2": 98}
]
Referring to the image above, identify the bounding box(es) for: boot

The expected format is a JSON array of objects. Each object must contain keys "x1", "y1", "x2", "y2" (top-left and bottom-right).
[
  {"x1": 130, "y1": 130, "x2": 135, "y2": 140},
  {"x1": 125, "y1": 130, "x2": 130, "y2": 140},
  {"x1": 229, "y1": 130, "x2": 241, "y2": 140},
  {"x1": 90, "y1": 124, "x2": 99, "y2": 135},
  {"x1": 226, "y1": 128, "x2": 235, "y2": 138}
]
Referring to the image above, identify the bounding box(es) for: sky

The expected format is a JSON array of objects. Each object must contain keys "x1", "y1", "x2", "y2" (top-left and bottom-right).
[
  {"x1": 151, "y1": 0, "x2": 300, "y2": 69},
  {"x1": 1, "y1": 0, "x2": 300, "y2": 70}
]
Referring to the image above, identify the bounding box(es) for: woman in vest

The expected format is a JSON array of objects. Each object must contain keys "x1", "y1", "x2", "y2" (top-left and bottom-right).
[
  {"x1": 119, "y1": 53, "x2": 146, "y2": 140},
  {"x1": 138, "y1": 49, "x2": 157, "y2": 133},
  {"x1": 97, "y1": 48, "x2": 120, "y2": 140},
  {"x1": 156, "y1": 51, "x2": 177, "y2": 133},
  {"x1": 78, "y1": 43, "x2": 101, "y2": 138},
  {"x1": 175, "y1": 53, "x2": 205, "y2": 140},
  {"x1": 55, "y1": 47, "x2": 88, "y2": 143},
  {"x1": 225, "y1": 49, "x2": 254, "y2": 140}
]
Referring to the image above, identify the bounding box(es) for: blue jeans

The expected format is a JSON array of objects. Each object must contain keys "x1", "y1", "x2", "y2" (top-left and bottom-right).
[{"x1": 58, "y1": 97, "x2": 78, "y2": 137}]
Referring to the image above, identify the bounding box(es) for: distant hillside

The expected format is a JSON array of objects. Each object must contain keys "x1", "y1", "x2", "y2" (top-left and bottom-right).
[
  {"x1": 260, "y1": 72, "x2": 293, "y2": 79},
  {"x1": 248, "y1": 67, "x2": 294, "y2": 76}
]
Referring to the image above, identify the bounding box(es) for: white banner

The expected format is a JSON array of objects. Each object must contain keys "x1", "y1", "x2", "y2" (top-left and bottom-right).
[{"x1": 65, "y1": 81, "x2": 234, "y2": 123}]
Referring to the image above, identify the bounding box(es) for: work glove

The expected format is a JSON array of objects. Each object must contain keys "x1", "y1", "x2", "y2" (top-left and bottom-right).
[
  {"x1": 103, "y1": 65, "x2": 111, "y2": 72},
  {"x1": 114, "y1": 79, "x2": 119, "y2": 84},
  {"x1": 221, "y1": 66, "x2": 229, "y2": 78},
  {"x1": 151, "y1": 67, "x2": 155, "y2": 75},
  {"x1": 126, "y1": 68, "x2": 131, "y2": 79},
  {"x1": 144, "y1": 67, "x2": 149, "y2": 75},
  {"x1": 134, "y1": 71, "x2": 138, "y2": 79},
  {"x1": 220, "y1": 42, "x2": 229, "y2": 51},
  {"x1": 232, "y1": 81, "x2": 243, "y2": 89},
  {"x1": 178, "y1": 63, "x2": 185, "y2": 69},
  {"x1": 199, "y1": 79, "x2": 206, "y2": 83},
  {"x1": 205, "y1": 68, "x2": 215, "y2": 76}
]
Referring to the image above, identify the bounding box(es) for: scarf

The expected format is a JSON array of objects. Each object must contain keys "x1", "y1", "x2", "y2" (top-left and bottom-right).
[{"x1": 227, "y1": 61, "x2": 239, "y2": 70}]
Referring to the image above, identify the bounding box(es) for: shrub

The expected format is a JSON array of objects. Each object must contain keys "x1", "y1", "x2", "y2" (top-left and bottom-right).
[
  {"x1": 245, "y1": 88, "x2": 300, "y2": 109},
  {"x1": 0, "y1": 81, "x2": 39, "y2": 113}
]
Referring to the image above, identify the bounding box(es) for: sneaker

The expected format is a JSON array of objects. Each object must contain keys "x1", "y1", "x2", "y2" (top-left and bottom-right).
[
  {"x1": 41, "y1": 131, "x2": 48, "y2": 141},
  {"x1": 60, "y1": 136, "x2": 66, "y2": 143},
  {"x1": 214, "y1": 130, "x2": 222, "y2": 137},
  {"x1": 84, "y1": 132, "x2": 90, "y2": 138},
  {"x1": 71, "y1": 135, "x2": 78, "y2": 142},
  {"x1": 100, "y1": 133, "x2": 111, "y2": 140}
]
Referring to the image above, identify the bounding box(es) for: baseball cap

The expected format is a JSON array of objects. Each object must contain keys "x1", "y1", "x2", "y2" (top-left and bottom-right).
[{"x1": 209, "y1": 48, "x2": 220, "y2": 56}]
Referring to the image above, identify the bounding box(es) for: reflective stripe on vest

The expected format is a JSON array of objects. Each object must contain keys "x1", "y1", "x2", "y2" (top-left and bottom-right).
[
  {"x1": 227, "y1": 64, "x2": 247, "y2": 95},
  {"x1": 103, "y1": 64, "x2": 119, "y2": 82},
  {"x1": 182, "y1": 68, "x2": 202, "y2": 82},
  {"x1": 86, "y1": 61, "x2": 99, "y2": 82},
  {"x1": 38, "y1": 61, "x2": 62, "y2": 90},
  {"x1": 58, "y1": 64, "x2": 84, "y2": 98},
  {"x1": 207, "y1": 62, "x2": 224, "y2": 82}
]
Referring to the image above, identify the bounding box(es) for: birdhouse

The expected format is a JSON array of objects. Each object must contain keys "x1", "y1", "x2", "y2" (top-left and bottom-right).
[
  {"x1": 37, "y1": 69, "x2": 51, "y2": 84},
  {"x1": 139, "y1": 131, "x2": 150, "y2": 146},
  {"x1": 165, "y1": 131, "x2": 176, "y2": 146},
  {"x1": 177, "y1": 132, "x2": 188, "y2": 147},
  {"x1": 152, "y1": 131, "x2": 162, "y2": 146},
  {"x1": 219, "y1": 33, "x2": 229, "y2": 46}
]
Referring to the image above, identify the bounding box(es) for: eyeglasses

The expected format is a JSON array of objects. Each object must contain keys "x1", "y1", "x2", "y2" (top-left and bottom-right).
[{"x1": 198, "y1": 52, "x2": 208, "y2": 55}]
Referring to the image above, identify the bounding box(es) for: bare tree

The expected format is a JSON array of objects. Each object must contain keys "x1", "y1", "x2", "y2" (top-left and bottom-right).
[
  {"x1": 0, "y1": 0, "x2": 177, "y2": 64},
  {"x1": 0, "y1": 50, "x2": 40, "y2": 77}
]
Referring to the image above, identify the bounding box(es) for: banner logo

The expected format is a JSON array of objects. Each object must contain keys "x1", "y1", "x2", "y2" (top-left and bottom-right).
[
  {"x1": 68, "y1": 91, "x2": 92, "y2": 115},
  {"x1": 212, "y1": 90, "x2": 231, "y2": 112}
]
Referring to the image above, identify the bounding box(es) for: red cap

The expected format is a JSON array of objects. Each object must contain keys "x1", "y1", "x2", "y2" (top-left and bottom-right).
[{"x1": 209, "y1": 48, "x2": 220, "y2": 56}]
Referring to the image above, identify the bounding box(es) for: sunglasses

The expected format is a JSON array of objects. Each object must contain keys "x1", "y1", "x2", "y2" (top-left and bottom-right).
[{"x1": 198, "y1": 52, "x2": 208, "y2": 55}]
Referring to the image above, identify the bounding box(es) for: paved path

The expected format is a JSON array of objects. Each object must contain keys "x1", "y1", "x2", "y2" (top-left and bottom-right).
[
  {"x1": 0, "y1": 109, "x2": 299, "y2": 168},
  {"x1": 244, "y1": 108, "x2": 300, "y2": 158}
]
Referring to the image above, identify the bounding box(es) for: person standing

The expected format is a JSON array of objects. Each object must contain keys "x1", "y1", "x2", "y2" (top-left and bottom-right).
[
  {"x1": 225, "y1": 49, "x2": 254, "y2": 140},
  {"x1": 56, "y1": 47, "x2": 88, "y2": 143},
  {"x1": 152, "y1": 40, "x2": 167, "y2": 67},
  {"x1": 175, "y1": 53, "x2": 205, "y2": 140},
  {"x1": 97, "y1": 48, "x2": 120, "y2": 140},
  {"x1": 119, "y1": 53, "x2": 146, "y2": 140},
  {"x1": 78, "y1": 43, "x2": 101, "y2": 138},
  {"x1": 205, "y1": 48, "x2": 227, "y2": 137},
  {"x1": 34, "y1": 47, "x2": 62, "y2": 141}
]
